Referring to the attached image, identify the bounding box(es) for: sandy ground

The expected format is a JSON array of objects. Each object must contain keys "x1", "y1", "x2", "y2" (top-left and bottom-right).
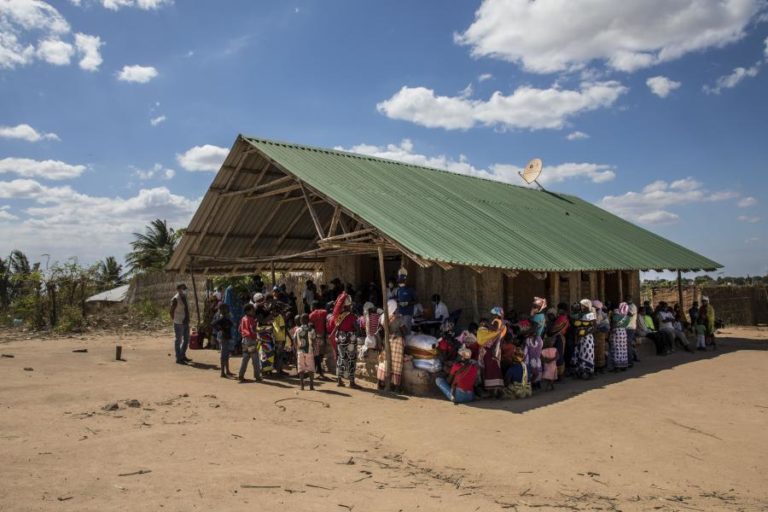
[{"x1": 1, "y1": 326, "x2": 767, "y2": 512}]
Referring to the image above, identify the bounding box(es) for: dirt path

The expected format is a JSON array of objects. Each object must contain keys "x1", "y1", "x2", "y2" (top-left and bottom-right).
[{"x1": 1, "y1": 326, "x2": 766, "y2": 511}]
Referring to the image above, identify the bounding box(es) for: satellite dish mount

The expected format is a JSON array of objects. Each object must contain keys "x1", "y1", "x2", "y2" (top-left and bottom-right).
[{"x1": 519, "y1": 158, "x2": 545, "y2": 190}]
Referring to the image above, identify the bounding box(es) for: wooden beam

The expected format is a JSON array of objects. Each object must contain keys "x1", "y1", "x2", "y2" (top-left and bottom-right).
[
  {"x1": 677, "y1": 270, "x2": 684, "y2": 311},
  {"x1": 299, "y1": 182, "x2": 325, "y2": 239},
  {"x1": 328, "y1": 205, "x2": 342, "y2": 237},
  {"x1": 433, "y1": 260, "x2": 453, "y2": 271},
  {"x1": 246, "y1": 191, "x2": 292, "y2": 251},
  {"x1": 378, "y1": 245, "x2": 392, "y2": 392},
  {"x1": 319, "y1": 228, "x2": 375, "y2": 244},
  {"x1": 218, "y1": 174, "x2": 293, "y2": 198},
  {"x1": 245, "y1": 184, "x2": 301, "y2": 200},
  {"x1": 273, "y1": 204, "x2": 308, "y2": 252}
]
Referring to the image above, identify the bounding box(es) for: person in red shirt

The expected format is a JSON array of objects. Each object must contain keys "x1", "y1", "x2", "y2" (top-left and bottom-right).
[
  {"x1": 435, "y1": 345, "x2": 477, "y2": 404},
  {"x1": 237, "y1": 304, "x2": 262, "y2": 382},
  {"x1": 308, "y1": 301, "x2": 328, "y2": 379},
  {"x1": 328, "y1": 292, "x2": 360, "y2": 389}
]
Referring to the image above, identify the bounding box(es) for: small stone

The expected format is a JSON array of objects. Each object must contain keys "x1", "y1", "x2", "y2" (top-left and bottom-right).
[
  {"x1": 23, "y1": 367, "x2": 33, "y2": 371},
  {"x1": 124, "y1": 399, "x2": 141, "y2": 408},
  {"x1": 103, "y1": 402, "x2": 120, "y2": 411}
]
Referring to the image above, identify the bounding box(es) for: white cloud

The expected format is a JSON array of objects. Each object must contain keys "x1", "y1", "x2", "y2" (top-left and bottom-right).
[
  {"x1": 454, "y1": 0, "x2": 765, "y2": 73},
  {"x1": 176, "y1": 144, "x2": 229, "y2": 172},
  {"x1": 78, "y1": 0, "x2": 172, "y2": 10},
  {"x1": 477, "y1": 73, "x2": 493, "y2": 82},
  {"x1": 0, "y1": 206, "x2": 18, "y2": 222},
  {"x1": 737, "y1": 215, "x2": 760, "y2": 223},
  {"x1": 566, "y1": 130, "x2": 589, "y2": 141},
  {"x1": 600, "y1": 177, "x2": 739, "y2": 225},
  {"x1": 704, "y1": 63, "x2": 761, "y2": 94},
  {"x1": 0, "y1": 178, "x2": 197, "y2": 263},
  {"x1": 116, "y1": 64, "x2": 158, "y2": 83},
  {"x1": 646, "y1": 76, "x2": 681, "y2": 98},
  {"x1": 0, "y1": 124, "x2": 59, "y2": 142},
  {"x1": 74, "y1": 33, "x2": 103, "y2": 71},
  {"x1": 0, "y1": 158, "x2": 85, "y2": 180},
  {"x1": 745, "y1": 237, "x2": 760, "y2": 244},
  {"x1": 377, "y1": 81, "x2": 627, "y2": 131},
  {"x1": 35, "y1": 38, "x2": 73, "y2": 65},
  {"x1": 336, "y1": 139, "x2": 615, "y2": 186},
  {"x1": 738, "y1": 196, "x2": 757, "y2": 208},
  {"x1": 150, "y1": 115, "x2": 166, "y2": 126},
  {"x1": 764, "y1": 36, "x2": 768, "y2": 60},
  {"x1": 0, "y1": 1, "x2": 101, "y2": 72},
  {"x1": 134, "y1": 163, "x2": 175, "y2": 181}
]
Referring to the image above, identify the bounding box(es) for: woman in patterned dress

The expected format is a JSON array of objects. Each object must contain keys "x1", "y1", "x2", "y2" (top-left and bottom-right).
[
  {"x1": 329, "y1": 292, "x2": 360, "y2": 389},
  {"x1": 573, "y1": 299, "x2": 597, "y2": 379},
  {"x1": 610, "y1": 302, "x2": 631, "y2": 371}
]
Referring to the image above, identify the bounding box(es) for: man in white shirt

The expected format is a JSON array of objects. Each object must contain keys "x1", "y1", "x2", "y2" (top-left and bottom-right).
[
  {"x1": 432, "y1": 294, "x2": 450, "y2": 324},
  {"x1": 169, "y1": 283, "x2": 191, "y2": 365}
]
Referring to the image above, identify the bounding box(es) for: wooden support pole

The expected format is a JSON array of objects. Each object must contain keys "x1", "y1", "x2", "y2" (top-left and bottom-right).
[
  {"x1": 190, "y1": 272, "x2": 201, "y2": 328},
  {"x1": 299, "y1": 182, "x2": 325, "y2": 239},
  {"x1": 271, "y1": 261, "x2": 276, "y2": 288},
  {"x1": 471, "y1": 273, "x2": 480, "y2": 322},
  {"x1": 618, "y1": 271, "x2": 624, "y2": 302},
  {"x1": 599, "y1": 271, "x2": 606, "y2": 302},
  {"x1": 677, "y1": 270, "x2": 684, "y2": 311},
  {"x1": 589, "y1": 271, "x2": 598, "y2": 299},
  {"x1": 550, "y1": 271, "x2": 559, "y2": 305},
  {"x1": 244, "y1": 184, "x2": 301, "y2": 200},
  {"x1": 377, "y1": 246, "x2": 392, "y2": 392}
]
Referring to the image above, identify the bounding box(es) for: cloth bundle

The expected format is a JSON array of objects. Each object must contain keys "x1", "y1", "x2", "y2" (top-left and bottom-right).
[{"x1": 405, "y1": 333, "x2": 442, "y2": 373}]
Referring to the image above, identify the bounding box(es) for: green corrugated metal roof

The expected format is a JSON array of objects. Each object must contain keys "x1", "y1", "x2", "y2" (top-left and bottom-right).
[{"x1": 243, "y1": 136, "x2": 721, "y2": 272}]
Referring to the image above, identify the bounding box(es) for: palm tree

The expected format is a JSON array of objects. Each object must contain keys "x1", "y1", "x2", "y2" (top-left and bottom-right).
[
  {"x1": 0, "y1": 257, "x2": 9, "y2": 309},
  {"x1": 9, "y1": 250, "x2": 30, "y2": 275},
  {"x1": 125, "y1": 219, "x2": 184, "y2": 274},
  {"x1": 97, "y1": 256, "x2": 125, "y2": 289}
]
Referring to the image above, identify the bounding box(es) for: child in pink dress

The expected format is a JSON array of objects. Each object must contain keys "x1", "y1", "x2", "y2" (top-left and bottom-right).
[{"x1": 540, "y1": 337, "x2": 559, "y2": 391}]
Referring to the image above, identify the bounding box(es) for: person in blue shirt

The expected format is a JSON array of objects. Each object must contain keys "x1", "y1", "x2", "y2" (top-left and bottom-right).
[{"x1": 395, "y1": 275, "x2": 417, "y2": 333}]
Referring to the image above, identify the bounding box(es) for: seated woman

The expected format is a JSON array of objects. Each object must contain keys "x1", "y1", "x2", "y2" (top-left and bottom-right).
[
  {"x1": 504, "y1": 342, "x2": 532, "y2": 399},
  {"x1": 435, "y1": 346, "x2": 477, "y2": 404}
]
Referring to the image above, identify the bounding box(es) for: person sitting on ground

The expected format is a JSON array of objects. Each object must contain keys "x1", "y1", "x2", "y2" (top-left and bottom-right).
[
  {"x1": 540, "y1": 336, "x2": 558, "y2": 391},
  {"x1": 435, "y1": 345, "x2": 477, "y2": 404},
  {"x1": 636, "y1": 308, "x2": 666, "y2": 355},
  {"x1": 238, "y1": 304, "x2": 261, "y2": 383},
  {"x1": 504, "y1": 342, "x2": 532, "y2": 399},
  {"x1": 658, "y1": 303, "x2": 691, "y2": 352},
  {"x1": 294, "y1": 314, "x2": 316, "y2": 391},
  {"x1": 212, "y1": 303, "x2": 234, "y2": 378}
]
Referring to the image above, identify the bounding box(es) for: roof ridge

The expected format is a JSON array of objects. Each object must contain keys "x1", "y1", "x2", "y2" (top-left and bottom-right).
[{"x1": 240, "y1": 134, "x2": 553, "y2": 194}]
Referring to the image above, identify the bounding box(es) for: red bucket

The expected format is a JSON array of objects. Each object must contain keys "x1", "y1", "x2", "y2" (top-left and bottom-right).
[{"x1": 189, "y1": 328, "x2": 202, "y2": 350}]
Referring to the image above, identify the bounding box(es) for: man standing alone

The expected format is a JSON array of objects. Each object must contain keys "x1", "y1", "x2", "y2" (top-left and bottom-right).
[{"x1": 170, "y1": 283, "x2": 191, "y2": 365}]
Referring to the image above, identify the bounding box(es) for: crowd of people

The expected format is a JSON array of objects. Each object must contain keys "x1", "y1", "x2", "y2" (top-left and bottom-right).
[{"x1": 168, "y1": 273, "x2": 718, "y2": 404}]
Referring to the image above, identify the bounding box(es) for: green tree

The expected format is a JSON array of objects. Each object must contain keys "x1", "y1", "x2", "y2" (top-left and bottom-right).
[
  {"x1": 125, "y1": 219, "x2": 184, "y2": 274},
  {"x1": 97, "y1": 256, "x2": 125, "y2": 290}
]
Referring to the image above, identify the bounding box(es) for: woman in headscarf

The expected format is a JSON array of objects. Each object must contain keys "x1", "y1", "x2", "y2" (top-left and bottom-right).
[
  {"x1": 504, "y1": 342, "x2": 532, "y2": 399},
  {"x1": 610, "y1": 302, "x2": 631, "y2": 371},
  {"x1": 328, "y1": 291, "x2": 360, "y2": 388},
  {"x1": 476, "y1": 307, "x2": 506, "y2": 397},
  {"x1": 573, "y1": 299, "x2": 597, "y2": 379},
  {"x1": 593, "y1": 300, "x2": 610, "y2": 372},
  {"x1": 546, "y1": 304, "x2": 570, "y2": 378},
  {"x1": 698, "y1": 296, "x2": 716, "y2": 350},
  {"x1": 377, "y1": 299, "x2": 407, "y2": 392},
  {"x1": 525, "y1": 302, "x2": 546, "y2": 389}
]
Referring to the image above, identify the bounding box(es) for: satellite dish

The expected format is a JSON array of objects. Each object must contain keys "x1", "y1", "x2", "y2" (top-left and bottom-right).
[{"x1": 519, "y1": 158, "x2": 544, "y2": 189}]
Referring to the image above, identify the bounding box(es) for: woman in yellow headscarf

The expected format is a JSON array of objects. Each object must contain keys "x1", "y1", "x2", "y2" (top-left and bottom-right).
[{"x1": 477, "y1": 307, "x2": 506, "y2": 397}]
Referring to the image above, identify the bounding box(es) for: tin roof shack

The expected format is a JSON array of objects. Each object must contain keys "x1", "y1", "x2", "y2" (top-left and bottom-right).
[{"x1": 167, "y1": 135, "x2": 720, "y2": 319}]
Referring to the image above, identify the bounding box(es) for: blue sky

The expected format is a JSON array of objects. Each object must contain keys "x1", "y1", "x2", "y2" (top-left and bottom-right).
[{"x1": 0, "y1": 0, "x2": 766, "y2": 277}]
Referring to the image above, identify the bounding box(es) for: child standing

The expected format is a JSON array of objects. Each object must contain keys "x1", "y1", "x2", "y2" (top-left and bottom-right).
[
  {"x1": 540, "y1": 337, "x2": 558, "y2": 391},
  {"x1": 695, "y1": 322, "x2": 707, "y2": 351},
  {"x1": 238, "y1": 304, "x2": 262, "y2": 382},
  {"x1": 212, "y1": 303, "x2": 234, "y2": 378},
  {"x1": 294, "y1": 314, "x2": 316, "y2": 390}
]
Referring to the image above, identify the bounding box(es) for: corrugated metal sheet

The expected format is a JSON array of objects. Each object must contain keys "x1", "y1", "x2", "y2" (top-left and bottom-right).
[
  {"x1": 86, "y1": 284, "x2": 130, "y2": 303},
  {"x1": 239, "y1": 136, "x2": 720, "y2": 272},
  {"x1": 168, "y1": 135, "x2": 720, "y2": 274}
]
